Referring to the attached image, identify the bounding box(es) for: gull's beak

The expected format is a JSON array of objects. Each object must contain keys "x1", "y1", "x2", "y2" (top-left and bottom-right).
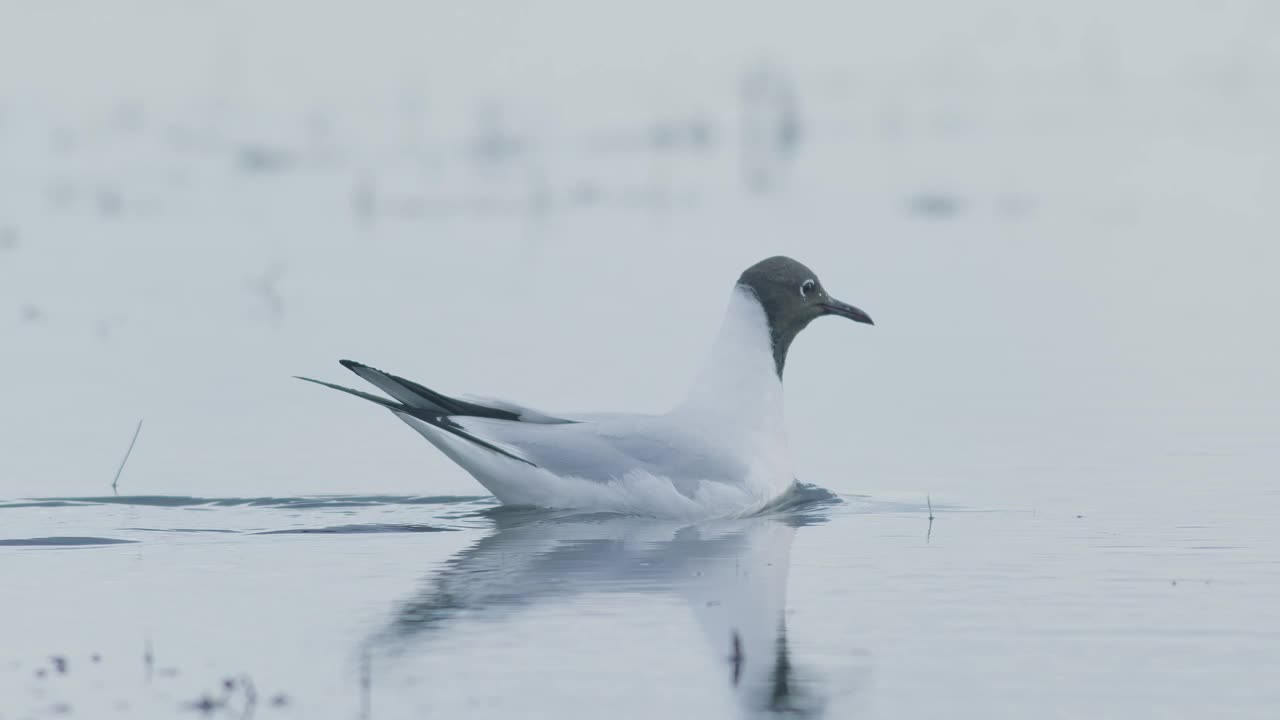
[{"x1": 820, "y1": 298, "x2": 874, "y2": 326}]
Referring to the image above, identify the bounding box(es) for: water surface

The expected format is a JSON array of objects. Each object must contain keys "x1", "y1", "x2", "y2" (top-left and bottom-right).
[{"x1": 3, "y1": 485, "x2": 1277, "y2": 719}]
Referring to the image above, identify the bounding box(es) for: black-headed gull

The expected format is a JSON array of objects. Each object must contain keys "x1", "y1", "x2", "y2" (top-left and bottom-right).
[{"x1": 300, "y1": 256, "x2": 873, "y2": 517}]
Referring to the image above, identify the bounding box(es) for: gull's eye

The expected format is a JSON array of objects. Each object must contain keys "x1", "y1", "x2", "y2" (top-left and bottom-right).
[{"x1": 800, "y1": 279, "x2": 817, "y2": 298}]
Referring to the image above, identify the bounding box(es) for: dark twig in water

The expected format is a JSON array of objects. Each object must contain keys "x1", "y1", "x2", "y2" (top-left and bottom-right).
[
  {"x1": 181, "y1": 673, "x2": 262, "y2": 718},
  {"x1": 926, "y1": 494, "x2": 935, "y2": 543},
  {"x1": 112, "y1": 420, "x2": 144, "y2": 494},
  {"x1": 238, "y1": 674, "x2": 257, "y2": 720},
  {"x1": 729, "y1": 631, "x2": 744, "y2": 686}
]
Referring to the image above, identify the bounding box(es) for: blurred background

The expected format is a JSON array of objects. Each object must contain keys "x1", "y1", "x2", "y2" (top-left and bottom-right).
[{"x1": 1, "y1": 0, "x2": 1277, "y2": 502}]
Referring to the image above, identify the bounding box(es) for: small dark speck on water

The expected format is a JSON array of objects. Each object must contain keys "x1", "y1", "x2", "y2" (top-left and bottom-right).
[
  {"x1": 51, "y1": 656, "x2": 68, "y2": 674},
  {"x1": 185, "y1": 695, "x2": 222, "y2": 714},
  {"x1": 35, "y1": 668, "x2": 47, "y2": 678},
  {"x1": 50, "y1": 703, "x2": 72, "y2": 715},
  {"x1": 270, "y1": 693, "x2": 290, "y2": 707},
  {"x1": 91, "y1": 653, "x2": 101, "y2": 663},
  {"x1": 1076, "y1": 514, "x2": 1085, "y2": 519},
  {"x1": 97, "y1": 187, "x2": 122, "y2": 217},
  {"x1": 238, "y1": 145, "x2": 294, "y2": 174},
  {"x1": 0, "y1": 224, "x2": 18, "y2": 250},
  {"x1": 20, "y1": 304, "x2": 44, "y2": 323},
  {"x1": 907, "y1": 192, "x2": 962, "y2": 219},
  {"x1": 359, "y1": 649, "x2": 372, "y2": 720}
]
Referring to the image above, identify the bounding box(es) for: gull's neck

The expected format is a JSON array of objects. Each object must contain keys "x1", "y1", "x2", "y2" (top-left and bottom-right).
[{"x1": 677, "y1": 286, "x2": 785, "y2": 426}]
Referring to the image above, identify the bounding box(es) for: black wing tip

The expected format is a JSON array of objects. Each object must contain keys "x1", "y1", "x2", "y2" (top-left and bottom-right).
[{"x1": 334, "y1": 358, "x2": 540, "y2": 424}]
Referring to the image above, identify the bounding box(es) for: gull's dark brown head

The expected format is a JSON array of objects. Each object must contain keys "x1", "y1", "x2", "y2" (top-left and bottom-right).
[{"x1": 736, "y1": 256, "x2": 873, "y2": 377}]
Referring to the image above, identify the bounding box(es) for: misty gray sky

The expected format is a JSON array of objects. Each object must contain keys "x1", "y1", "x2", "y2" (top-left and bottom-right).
[{"x1": 3, "y1": 0, "x2": 1277, "y2": 106}]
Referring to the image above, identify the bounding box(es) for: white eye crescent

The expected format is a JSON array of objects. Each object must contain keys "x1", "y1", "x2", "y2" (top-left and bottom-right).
[{"x1": 800, "y1": 279, "x2": 816, "y2": 298}]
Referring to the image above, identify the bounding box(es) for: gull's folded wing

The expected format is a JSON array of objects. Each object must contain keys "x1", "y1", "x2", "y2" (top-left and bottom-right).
[{"x1": 336, "y1": 359, "x2": 575, "y2": 423}]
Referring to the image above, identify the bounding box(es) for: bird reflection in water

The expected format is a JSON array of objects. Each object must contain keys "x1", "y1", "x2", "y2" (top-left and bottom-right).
[{"x1": 370, "y1": 495, "x2": 835, "y2": 716}]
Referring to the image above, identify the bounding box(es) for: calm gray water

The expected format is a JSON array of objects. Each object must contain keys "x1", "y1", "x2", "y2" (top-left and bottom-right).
[{"x1": 4, "y1": 475, "x2": 1279, "y2": 719}]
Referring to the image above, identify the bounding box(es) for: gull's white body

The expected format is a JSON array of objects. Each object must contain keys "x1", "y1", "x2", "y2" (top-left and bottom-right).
[{"x1": 399, "y1": 287, "x2": 795, "y2": 518}]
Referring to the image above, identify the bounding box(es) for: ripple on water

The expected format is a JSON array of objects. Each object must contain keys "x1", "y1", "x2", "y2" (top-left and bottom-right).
[
  {"x1": 0, "y1": 536, "x2": 137, "y2": 547},
  {"x1": 0, "y1": 495, "x2": 490, "y2": 509}
]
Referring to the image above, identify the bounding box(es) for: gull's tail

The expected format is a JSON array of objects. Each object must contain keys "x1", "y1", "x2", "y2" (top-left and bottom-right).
[
  {"x1": 295, "y1": 360, "x2": 537, "y2": 466},
  {"x1": 334, "y1": 360, "x2": 524, "y2": 420}
]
